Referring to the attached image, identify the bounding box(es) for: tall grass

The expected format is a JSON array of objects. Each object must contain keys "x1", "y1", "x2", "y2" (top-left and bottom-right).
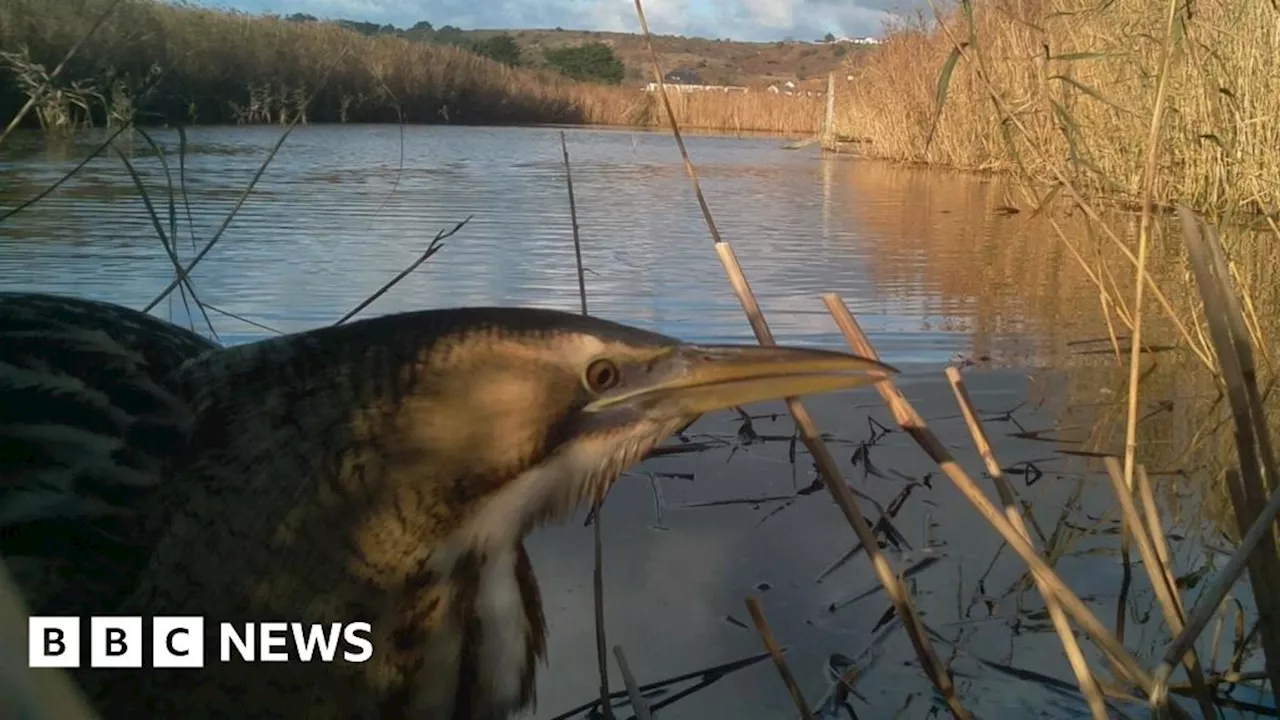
[
  {"x1": 837, "y1": 0, "x2": 1280, "y2": 218},
  {"x1": 0, "y1": 0, "x2": 822, "y2": 134}
]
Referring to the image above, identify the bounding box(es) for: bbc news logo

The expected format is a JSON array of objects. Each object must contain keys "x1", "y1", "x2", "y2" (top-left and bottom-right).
[{"x1": 29, "y1": 617, "x2": 373, "y2": 668}]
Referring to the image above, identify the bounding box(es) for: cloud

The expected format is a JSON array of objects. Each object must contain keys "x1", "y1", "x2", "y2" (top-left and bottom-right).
[{"x1": 212, "y1": 0, "x2": 919, "y2": 41}]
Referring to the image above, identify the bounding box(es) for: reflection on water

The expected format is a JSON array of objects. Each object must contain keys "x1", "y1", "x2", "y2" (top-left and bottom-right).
[
  {"x1": 0, "y1": 124, "x2": 1109, "y2": 363},
  {"x1": 0, "y1": 125, "x2": 1268, "y2": 718}
]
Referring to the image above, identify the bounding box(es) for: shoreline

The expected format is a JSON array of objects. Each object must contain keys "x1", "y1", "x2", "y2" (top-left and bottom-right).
[
  {"x1": 8, "y1": 121, "x2": 1276, "y2": 228},
  {"x1": 2, "y1": 119, "x2": 816, "y2": 142}
]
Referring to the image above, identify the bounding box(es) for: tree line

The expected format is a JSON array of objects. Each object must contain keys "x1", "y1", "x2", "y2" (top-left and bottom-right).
[{"x1": 284, "y1": 15, "x2": 626, "y2": 85}]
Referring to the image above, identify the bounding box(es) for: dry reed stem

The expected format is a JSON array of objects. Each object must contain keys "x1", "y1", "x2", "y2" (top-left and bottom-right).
[
  {"x1": 612, "y1": 646, "x2": 652, "y2": 720},
  {"x1": 629, "y1": 0, "x2": 969, "y2": 715},
  {"x1": 1207, "y1": 603, "x2": 1229, "y2": 676},
  {"x1": 1101, "y1": 292, "x2": 1123, "y2": 364},
  {"x1": 1100, "y1": 457, "x2": 1217, "y2": 718},
  {"x1": 711, "y1": 246, "x2": 961, "y2": 716},
  {"x1": 1121, "y1": 0, "x2": 1179, "y2": 568},
  {"x1": 1117, "y1": 515, "x2": 1134, "y2": 647},
  {"x1": 944, "y1": 366, "x2": 1109, "y2": 720},
  {"x1": 1157, "y1": 206, "x2": 1280, "y2": 706},
  {"x1": 0, "y1": 560, "x2": 99, "y2": 720},
  {"x1": 1135, "y1": 466, "x2": 1178, "y2": 604},
  {"x1": 589, "y1": 493, "x2": 610, "y2": 718},
  {"x1": 1155, "y1": 471, "x2": 1280, "y2": 690},
  {"x1": 558, "y1": 133, "x2": 612, "y2": 719},
  {"x1": 820, "y1": 294, "x2": 1164, "y2": 697},
  {"x1": 745, "y1": 596, "x2": 815, "y2": 720},
  {"x1": 631, "y1": 0, "x2": 726, "y2": 245},
  {"x1": 561, "y1": 132, "x2": 588, "y2": 317},
  {"x1": 921, "y1": 0, "x2": 1215, "y2": 373},
  {"x1": 1179, "y1": 213, "x2": 1280, "y2": 495}
]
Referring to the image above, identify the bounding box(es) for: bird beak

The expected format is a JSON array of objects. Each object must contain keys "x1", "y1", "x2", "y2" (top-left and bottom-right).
[{"x1": 583, "y1": 344, "x2": 896, "y2": 418}]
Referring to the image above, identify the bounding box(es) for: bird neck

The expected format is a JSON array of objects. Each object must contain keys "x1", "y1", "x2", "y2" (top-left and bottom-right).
[
  {"x1": 397, "y1": 540, "x2": 546, "y2": 719},
  {"x1": 159, "y1": 329, "x2": 558, "y2": 717}
]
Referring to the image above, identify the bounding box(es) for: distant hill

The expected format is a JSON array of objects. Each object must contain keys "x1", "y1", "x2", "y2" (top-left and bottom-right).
[
  {"x1": 293, "y1": 16, "x2": 874, "y2": 91},
  {"x1": 457, "y1": 29, "x2": 872, "y2": 89}
]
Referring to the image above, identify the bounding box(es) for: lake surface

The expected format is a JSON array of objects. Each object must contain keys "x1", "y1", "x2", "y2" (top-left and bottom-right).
[{"x1": 0, "y1": 125, "x2": 1266, "y2": 718}]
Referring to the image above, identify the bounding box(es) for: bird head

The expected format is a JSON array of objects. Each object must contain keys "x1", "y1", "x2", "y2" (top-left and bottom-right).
[
  {"x1": 164, "y1": 306, "x2": 899, "y2": 567},
  {"x1": 337, "y1": 308, "x2": 901, "y2": 545}
]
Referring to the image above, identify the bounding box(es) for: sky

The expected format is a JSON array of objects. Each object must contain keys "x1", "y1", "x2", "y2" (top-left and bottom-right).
[{"x1": 208, "y1": 0, "x2": 917, "y2": 42}]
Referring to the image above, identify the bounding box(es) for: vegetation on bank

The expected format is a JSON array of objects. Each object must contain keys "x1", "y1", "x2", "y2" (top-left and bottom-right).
[
  {"x1": 836, "y1": 0, "x2": 1279, "y2": 218},
  {"x1": 290, "y1": 18, "x2": 623, "y2": 84},
  {"x1": 280, "y1": 18, "x2": 863, "y2": 87},
  {"x1": 0, "y1": 0, "x2": 822, "y2": 134}
]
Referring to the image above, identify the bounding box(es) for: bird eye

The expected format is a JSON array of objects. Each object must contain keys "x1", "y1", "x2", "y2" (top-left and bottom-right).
[{"x1": 584, "y1": 358, "x2": 620, "y2": 393}]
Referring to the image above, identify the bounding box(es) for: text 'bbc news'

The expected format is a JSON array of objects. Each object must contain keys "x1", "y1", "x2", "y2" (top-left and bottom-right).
[{"x1": 28, "y1": 617, "x2": 373, "y2": 668}]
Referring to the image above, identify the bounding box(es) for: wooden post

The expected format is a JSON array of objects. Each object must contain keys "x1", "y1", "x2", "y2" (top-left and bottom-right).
[{"x1": 821, "y1": 71, "x2": 837, "y2": 151}]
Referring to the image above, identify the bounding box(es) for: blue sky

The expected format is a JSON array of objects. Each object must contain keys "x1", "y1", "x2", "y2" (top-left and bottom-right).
[{"x1": 207, "y1": 0, "x2": 914, "y2": 42}]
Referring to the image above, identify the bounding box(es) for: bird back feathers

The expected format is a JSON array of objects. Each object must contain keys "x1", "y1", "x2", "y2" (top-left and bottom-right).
[{"x1": 0, "y1": 292, "x2": 218, "y2": 611}]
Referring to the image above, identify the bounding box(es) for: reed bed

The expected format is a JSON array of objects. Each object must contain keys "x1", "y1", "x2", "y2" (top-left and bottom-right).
[
  {"x1": 0, "y1": 0, "x2": 821, "y2": 135},
  {"x1": 836, "y1": 0, "x2": 1280, "y2": 219}
]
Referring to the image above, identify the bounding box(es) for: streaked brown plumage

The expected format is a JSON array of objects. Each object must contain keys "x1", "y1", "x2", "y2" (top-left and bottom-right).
[
  {"x1": 1, "y1": 291, "x2": 895, "y2": 720},
  {"x1": 1, "y1": 292, "x2": 218, "y2": 616}
]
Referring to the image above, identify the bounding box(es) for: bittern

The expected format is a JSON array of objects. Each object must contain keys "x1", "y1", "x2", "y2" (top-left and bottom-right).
[{"x1": 1, "y1": 291, "x2": 895, "y2": 720}]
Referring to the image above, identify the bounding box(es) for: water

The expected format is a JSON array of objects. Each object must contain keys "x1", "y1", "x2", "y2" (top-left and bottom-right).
[
  {"x1": 0, "y1": 124, "x2": 1079, "y2": 362},
  {"x1": 0, "y1": 125, "x2": 1262, "y2": 718}
]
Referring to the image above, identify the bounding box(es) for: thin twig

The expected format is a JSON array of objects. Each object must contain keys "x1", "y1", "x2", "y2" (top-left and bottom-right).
[
  {"x1": 546, "y1": 650, "x2": 776, "y2": 720},
  {"x1": 144, "y1": 49, "x2": 349, "y2": 313},
  {"x1": 745, "y1": 596, "x2": 815, "y2": 720},
  {"x1": 333, "y1": 217, "x2": 467, "y2": 326},
  {"x1": 559, "y1": 135, "x2": 610, "y2": 716},
  {"x1": 561, "y1": 131, "x2": 588, "y2": 316},
  {"x1": 203, "y1": 303, "x2": 283, "y2": 335},
  {"x1": 590, "y1": 498, "x2": 611, "y2": 719},
  {"x1": 613, "y1": 646, "x2": 653, "y2": 720},
  {"x1": 112, "y1": 136, "x2": 218, "y2": 339},
  {"x1": 629, "y1": 1, "x2": 962, "y2": 715}
]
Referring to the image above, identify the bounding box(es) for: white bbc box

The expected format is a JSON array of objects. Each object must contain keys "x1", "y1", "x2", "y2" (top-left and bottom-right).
[
  {"x1": 90, "y1": 616, "x2": 143, "y2": 668},
  {"x1": 153, "y1": 616, "x2": 206, "y2": 668},
  {"x1": 28, "y1": 616, "x2": 81, "y2": 668}
]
